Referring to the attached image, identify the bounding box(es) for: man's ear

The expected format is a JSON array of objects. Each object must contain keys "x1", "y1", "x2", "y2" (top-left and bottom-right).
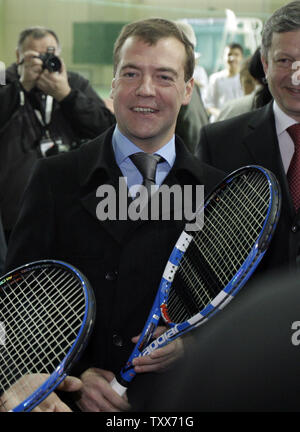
[{"x1": 182, "y1": 77, "x2": 194, "y2": 106}]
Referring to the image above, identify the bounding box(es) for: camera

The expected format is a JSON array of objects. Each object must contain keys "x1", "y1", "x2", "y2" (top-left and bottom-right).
[{"x1": 38, "y1": 47, "x2": 62, "y2": 72}]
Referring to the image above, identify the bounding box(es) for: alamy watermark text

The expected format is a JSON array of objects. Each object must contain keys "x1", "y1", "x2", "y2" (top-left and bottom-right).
[{"x1": 95, "y1": 178, "x2": 204, "y2": 231}]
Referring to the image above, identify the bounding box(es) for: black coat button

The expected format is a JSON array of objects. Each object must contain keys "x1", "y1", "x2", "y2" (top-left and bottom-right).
[
  {"x1": 113, "y1": 333, "x2": 123, "y2": 347},
  {"x1": 105, "y1": 270, "x2": 118, "y2": 281}
]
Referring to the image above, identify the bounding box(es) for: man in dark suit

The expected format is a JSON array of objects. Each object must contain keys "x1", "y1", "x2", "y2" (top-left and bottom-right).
[
  {"x1": 196, "y1": 1, "x2": 300, "y2": 273},
  {"x1": 4, "y1": 18, "x2": 224, "y2": 411}
]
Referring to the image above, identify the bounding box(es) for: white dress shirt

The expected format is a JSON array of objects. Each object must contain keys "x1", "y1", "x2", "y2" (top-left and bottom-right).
[
  {"x1": 205, "y1": 70, "x2": 243, "y2": 109},
  {"x1": 273, "y1": 100, "x2": 298, "y2": 173}
]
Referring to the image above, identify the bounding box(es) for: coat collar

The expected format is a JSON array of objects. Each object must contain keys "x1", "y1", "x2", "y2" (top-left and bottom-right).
[
  {"x1": 79, "y1": 126, "x2": 206, "y2": 190},
  {"x1": 78, "y1": 126, "x2": 213, "y2": 243},
  {"x1": 79, "y1": 126, "x2": 121, "y2": 189}
]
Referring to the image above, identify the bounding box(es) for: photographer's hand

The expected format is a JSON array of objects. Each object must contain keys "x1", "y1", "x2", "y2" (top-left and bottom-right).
[
  {"x1": 36, "y1": 59, "x2": 71, "y2": 102},
  {"x1": 18, "y1": 50, "x2": 44, "y2": 92}
]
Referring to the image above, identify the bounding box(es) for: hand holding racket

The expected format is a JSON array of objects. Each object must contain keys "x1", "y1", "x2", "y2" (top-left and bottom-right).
[
  {"x1": 0, "y1": 374, "x2": 82, "y2": 412},
  {"x1": 130, "y1": 325, "x2": 184, "y2": 374},
  {"x1": 111, "y1": 165, "x2": 281, "y2": 396},
  {"x1": 0, "y1": 260, "x2": 95, "y2": 412}
]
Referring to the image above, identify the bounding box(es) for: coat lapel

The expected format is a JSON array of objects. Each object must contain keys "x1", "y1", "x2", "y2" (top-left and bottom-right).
[
  {"x1": 243, "y1": 103, "x2": 281, "y2": 174},
  {"x1": 78, "y1": 127, "x2": 138, "y2": 243}
]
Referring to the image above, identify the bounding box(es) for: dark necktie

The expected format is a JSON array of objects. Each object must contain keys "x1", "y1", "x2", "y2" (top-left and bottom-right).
[
  {"x1": 287, "y1": 123, "x2": 300, "y2": 211},
  {"x1": 130, "y1": 152, "x2": 163, "y2": 198}
]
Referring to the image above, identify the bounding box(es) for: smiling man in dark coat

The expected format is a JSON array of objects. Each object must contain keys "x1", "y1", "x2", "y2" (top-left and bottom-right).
[{"x1": 5, "y1": 18, "x2": 224, "y2": 411}]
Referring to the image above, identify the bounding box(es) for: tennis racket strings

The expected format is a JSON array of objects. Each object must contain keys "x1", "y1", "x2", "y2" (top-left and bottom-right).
[
  {"x1": 111, "y1": 166, "x2": 280, "y2": 395},
  {"x1": 0, "y1": 263, "x2": 88, "y2": 411},
  {"x1": 166, "y1": 169, "x2": 275, "y2": 324}
]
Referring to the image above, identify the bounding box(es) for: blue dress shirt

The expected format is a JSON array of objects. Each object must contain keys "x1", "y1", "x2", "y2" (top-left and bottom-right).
[{"x1": 112, "y1": 126, "x2": 176, "y2": 195}]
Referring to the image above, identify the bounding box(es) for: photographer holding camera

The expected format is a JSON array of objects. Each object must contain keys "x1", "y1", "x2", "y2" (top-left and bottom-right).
[{"x1": 0, "y1": 26, "x2": 115, "y2": 240}]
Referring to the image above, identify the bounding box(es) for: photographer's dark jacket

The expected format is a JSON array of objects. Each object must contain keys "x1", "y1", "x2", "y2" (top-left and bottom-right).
[{"x1": 0, "y1": 63, "x2": 116, "y2": 233}]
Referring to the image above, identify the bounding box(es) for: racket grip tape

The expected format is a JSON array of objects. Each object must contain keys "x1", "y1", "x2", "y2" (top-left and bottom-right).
[{"x1": 110, "y1": 377, "x2": 127, "y2": 396}]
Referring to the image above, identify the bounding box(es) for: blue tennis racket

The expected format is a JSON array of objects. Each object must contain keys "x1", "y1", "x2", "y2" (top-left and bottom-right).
[
  {"x1": 111, "y1": 165, "x2": 281, "y2": 395},
  {"x1": 0, "y1": 260, "x2": 95, "y2": 412}
]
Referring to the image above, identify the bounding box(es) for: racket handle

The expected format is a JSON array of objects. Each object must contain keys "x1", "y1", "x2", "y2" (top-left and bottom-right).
[{"x1": 110, "y1": 377, "x2": 127, "y2": 396}]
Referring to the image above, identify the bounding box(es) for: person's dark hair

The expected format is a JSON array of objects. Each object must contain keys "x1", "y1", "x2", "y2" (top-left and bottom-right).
[
  {"x1": 113, "y1": 18, "x2": 195, "y2": 82},
  {"x1": 248, "y1": 47, "x2": 273, "y2": 109},
  {"x1": 261, "y1": 1, "x2": 300, "y2": 59},
  {"x1": 248, "y1": 47, "x2": 265, "y2": 83},
  {"x1": 17, "y1": 26, "x2": 60, "y2": 51},
  {"x1": 227, "y1": 42, "x2": 244, "y2": 55}
]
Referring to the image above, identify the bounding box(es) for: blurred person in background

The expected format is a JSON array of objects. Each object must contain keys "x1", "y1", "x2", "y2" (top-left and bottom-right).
[
  {"x1": 193, "y1": 53, "x2": 208, "y2": 96},
  {"x1": 217, "y1": 48, "x2": 272, "y2": 121},
  {"x1": 0, "y1": 26, "x2": 115, "y2": 241},
  {"x1": 204, "y1": 42, "x2": 244, "y2": 122},
  {"x1": 175, "y1": 21, "x2": 209, "y2": 154}
]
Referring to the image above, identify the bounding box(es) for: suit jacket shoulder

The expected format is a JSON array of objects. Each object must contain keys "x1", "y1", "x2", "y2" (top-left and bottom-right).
[{"x1": 196, "y1": 103, "x2": 281, "y2": 176}]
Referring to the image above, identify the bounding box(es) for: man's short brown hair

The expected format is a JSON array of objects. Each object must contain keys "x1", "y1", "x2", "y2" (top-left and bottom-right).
[
  {"x1": 261, "y1": 1, "x2": 300, "y2": 59},
  {"x1": 17, "y1": 26, "x2": 60, "y2": 51},
  {"x1": 113, "y1": 18, "x2": 195, "y2": 82}
]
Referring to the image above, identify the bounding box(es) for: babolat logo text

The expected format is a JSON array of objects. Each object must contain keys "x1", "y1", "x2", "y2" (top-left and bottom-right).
[
  {"x1": 141, "y1": 326, "x2": 180, "y2": 356},
  {"x1": 0, "y1": 61, "x2": 5, "y2": 85},
  {"x1": 0, "y1": 321, "x2": 5, "y2": 346},
  {"x1": 96, "y1": 177, "x2": 204, "y2": 232},
  {"x1": 291, "y1": 321, "x2": 300, "y2": 346}
]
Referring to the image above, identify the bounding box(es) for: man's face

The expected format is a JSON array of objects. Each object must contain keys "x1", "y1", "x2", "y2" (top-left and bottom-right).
[
  {"x1": 225, "y1": 47, "x2": 243, "y2": 70},
  {"x1": 17, "y1": 34, "x2": 60, "y2": 62},
  {"x1": 111, "y1": 36, "x2": 193, "y2": 152},
  {"x1": 261, "y1": 30, "x2": 300, "y2": 121}
]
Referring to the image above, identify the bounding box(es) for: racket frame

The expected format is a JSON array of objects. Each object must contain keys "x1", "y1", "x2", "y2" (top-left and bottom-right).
[
  {"x1": 142, "y1": 165, "x2": 281, "y2": 355},
  {"x1": 0, "y1": 259, "x2": 95, "y2": 412},
  {"x1": 112, "y1": 165, "x2": 281, "y2": 393}
]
